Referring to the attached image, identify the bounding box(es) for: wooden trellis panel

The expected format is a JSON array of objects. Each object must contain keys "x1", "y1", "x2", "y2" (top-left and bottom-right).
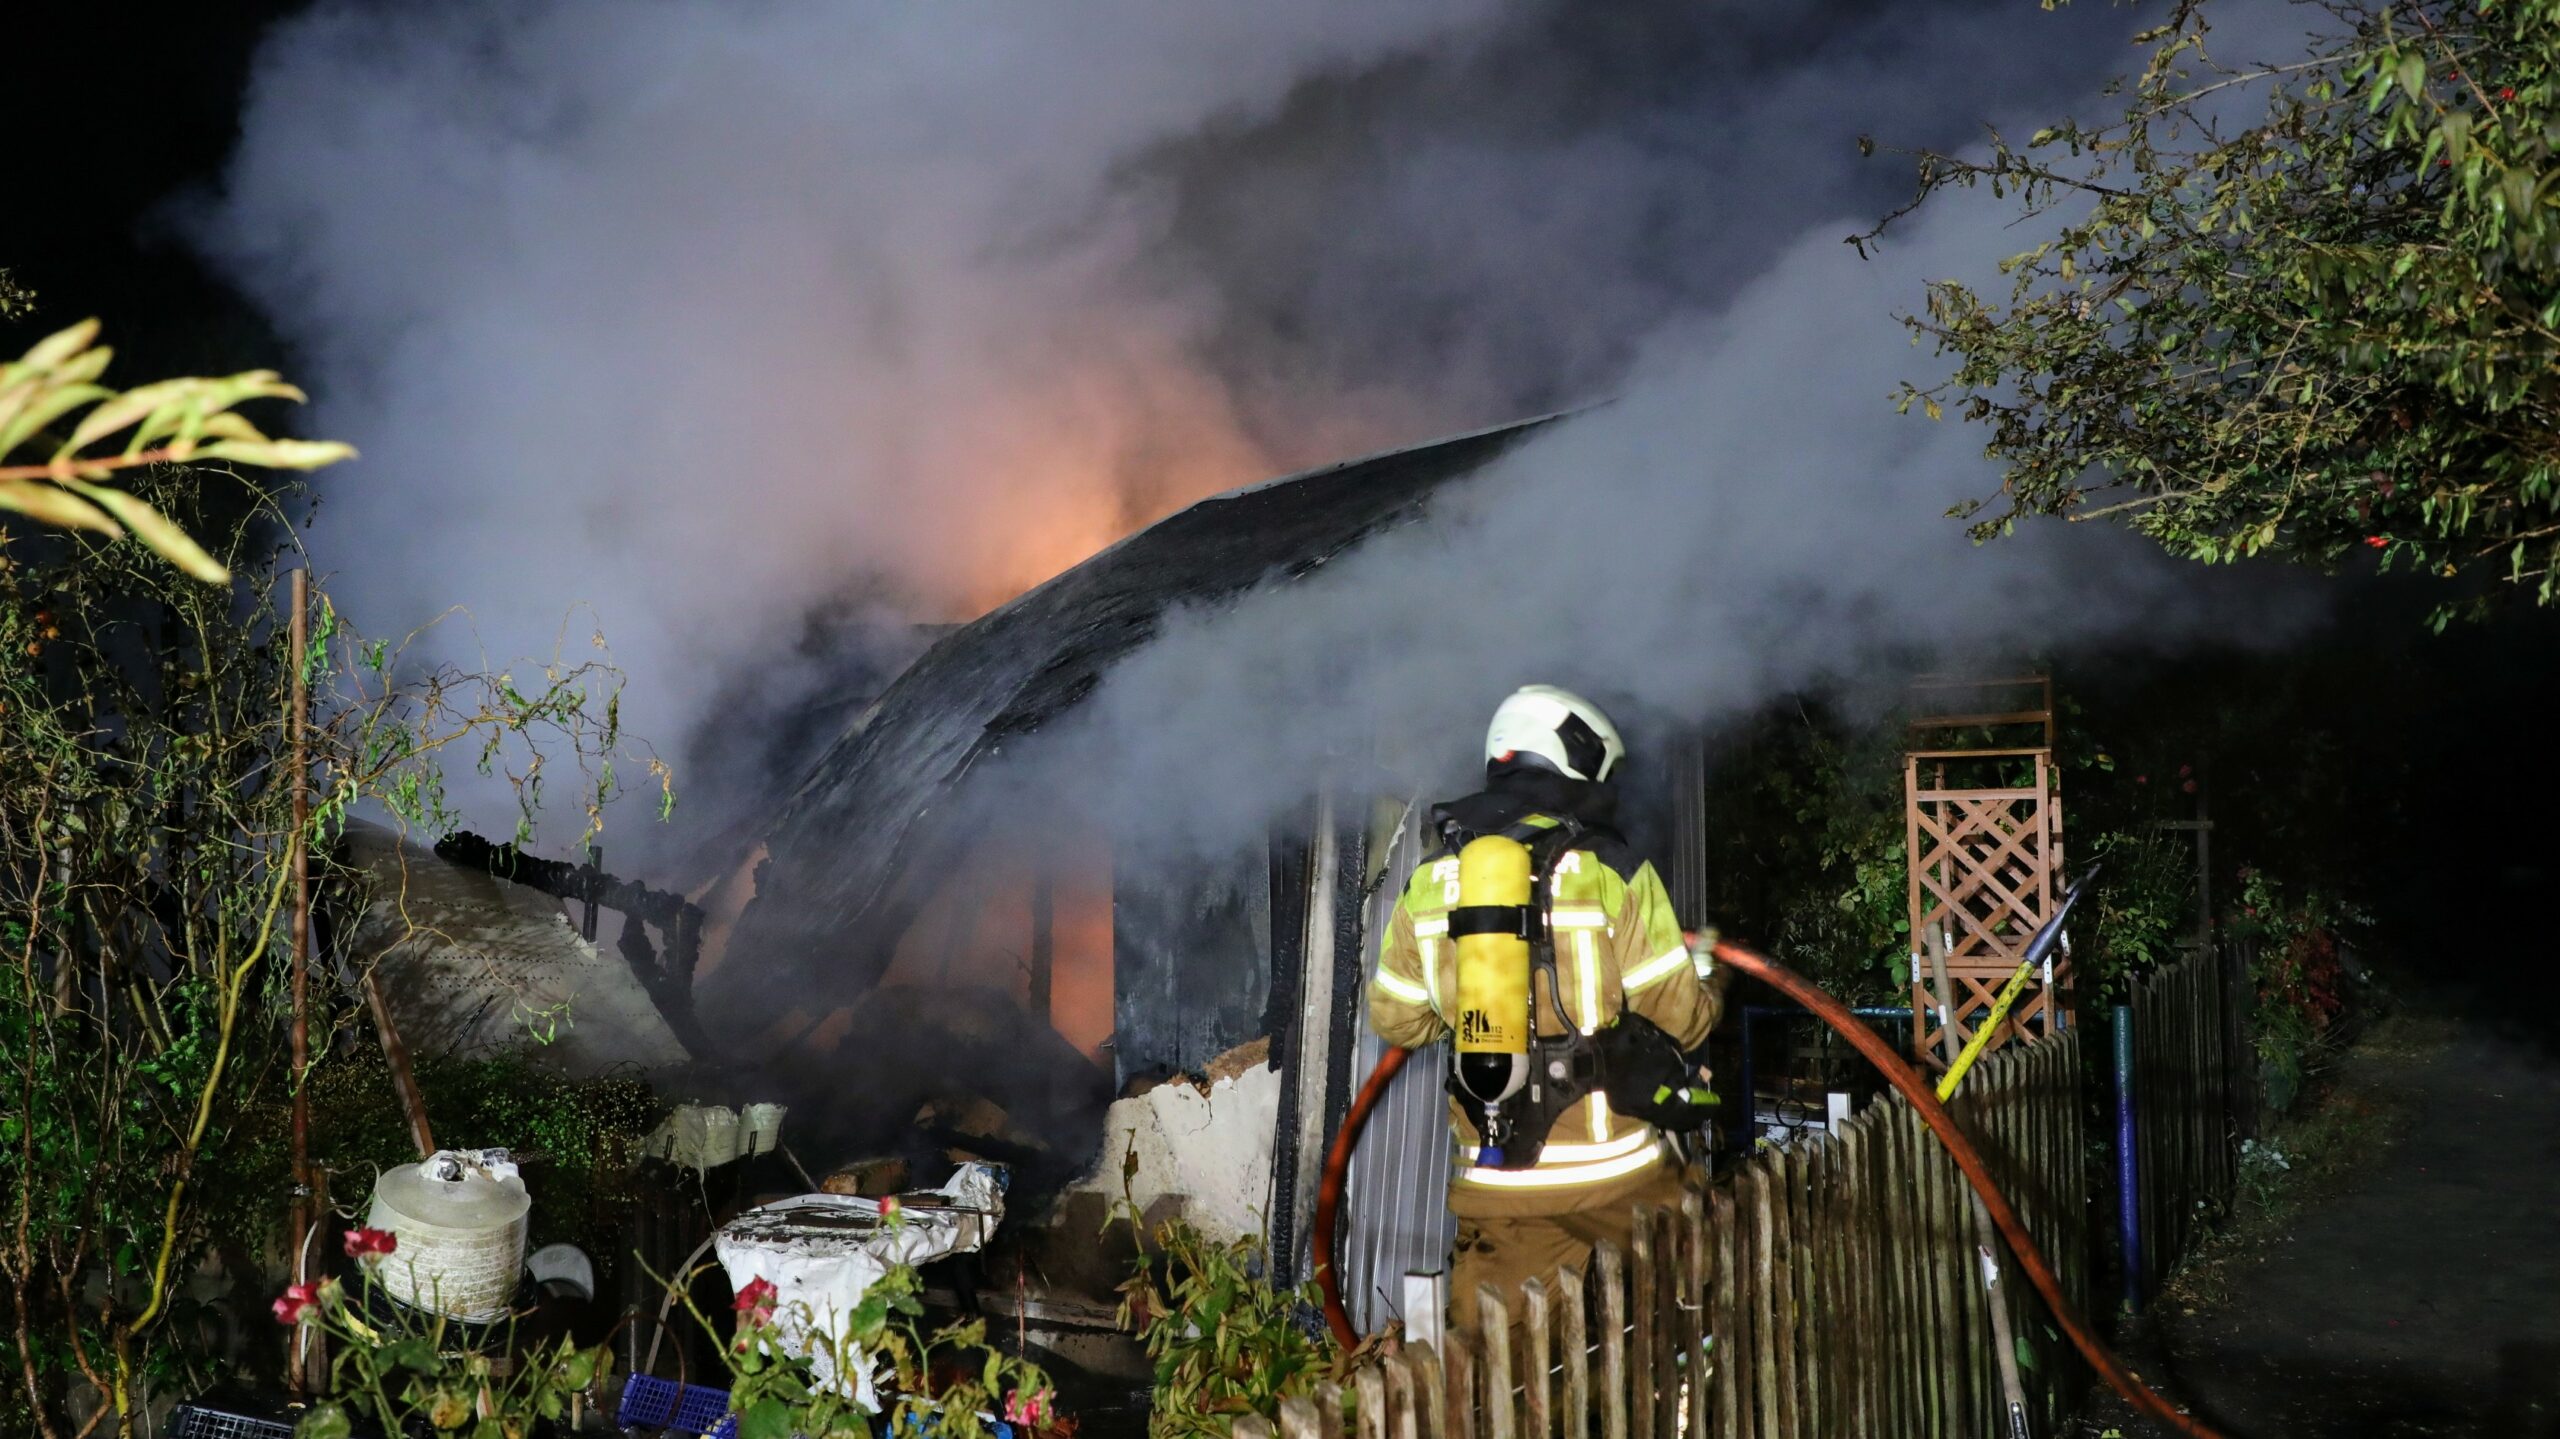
[{"x1": 1905, "y1": 677, "x2": 2070, "y2": 1067}]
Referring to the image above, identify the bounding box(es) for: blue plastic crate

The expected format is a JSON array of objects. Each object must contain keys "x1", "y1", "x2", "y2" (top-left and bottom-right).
[
  {"x1": 617, "y1": 1373, "x2": 737, "y2": 1435},
  {"x1": 170, "y1": 1403, "x2": 296, "y2": 1439}
]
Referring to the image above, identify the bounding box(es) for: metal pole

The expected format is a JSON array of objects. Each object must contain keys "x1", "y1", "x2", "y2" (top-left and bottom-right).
[
  {"x1": 2055, "y1": 931, "x2": 2072, "y2": 1033},
  {"x1": 1275, "y1": 791, "x2": 1341, "y2": 1289},
  {"x1": 1982, "y1": 1245, "x2": 2033, "y2": 1439},
  {"x1": 1736, "y1": 1008, "x2": 1756, "y2": 1150},
  {"x1": 1927, "y1": 922, "x2": 1958, "y2": 1071},
  {"x1": 286, "y1": 568, "x2": 321, "y2": 1394},
  {"x1": 2113, "y1": 1003, "x2": 2142, "y2": 1312},
  {"x1": 1936, "y1": 952, "x2": 2033, "y2": 1434},
  {"x1": 2192, "y1": 769, "x2": 2212, "y2": 961}
]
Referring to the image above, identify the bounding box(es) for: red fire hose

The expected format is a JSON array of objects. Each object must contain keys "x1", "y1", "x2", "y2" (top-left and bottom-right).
[
  {"x1": 1312, "y1": 1045, "x2": 1410, "y2": 1349},
  {"x1": 1313, "y1": 939, "x2": 2224, "y2": 1439}
]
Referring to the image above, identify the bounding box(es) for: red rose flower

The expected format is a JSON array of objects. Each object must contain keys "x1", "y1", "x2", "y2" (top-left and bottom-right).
[
  {"x1": 1005, "y1": 1389, "x2": 1056, "y2": 1427},
  {"x1": 733, "y1": 1276, "x2": 778, "y2": 1326},
  {"x1": 273, "y1": 1281, "x2": 324, "y2": 1326},
  {"x1": 343, "y1": 1227, "x2": 398, "y2": 1261}
]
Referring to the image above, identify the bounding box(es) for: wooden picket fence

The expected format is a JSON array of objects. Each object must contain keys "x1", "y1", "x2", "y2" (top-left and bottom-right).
[
  {"x1": 2127, "y1": 951, "x2": 2237, "y2": 1296},
  {"x1": 1248, "y1": 1028, "x2": 2091, "y2": 1439}
]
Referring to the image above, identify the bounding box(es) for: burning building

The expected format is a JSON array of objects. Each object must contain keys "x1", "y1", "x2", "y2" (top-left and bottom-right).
[{"x1": 704, "y1": 412, "x2": 1715, "y2": 1333}]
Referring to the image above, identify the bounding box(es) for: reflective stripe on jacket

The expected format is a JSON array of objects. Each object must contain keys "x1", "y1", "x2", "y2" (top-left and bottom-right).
[{"x1": 1365, "y1": 815, "x2": 1720, "y2": 1215}]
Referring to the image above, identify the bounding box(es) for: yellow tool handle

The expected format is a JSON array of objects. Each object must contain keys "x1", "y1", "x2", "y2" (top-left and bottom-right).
[{"x1": 1934, "y1": 957, "x2": 2036, "y2": 1101}]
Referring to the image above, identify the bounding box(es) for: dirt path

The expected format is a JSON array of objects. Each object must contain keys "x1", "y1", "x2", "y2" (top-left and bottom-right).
[{"x1": 2085, "y1": 1007, "x2": 2560, "y2": 1438}]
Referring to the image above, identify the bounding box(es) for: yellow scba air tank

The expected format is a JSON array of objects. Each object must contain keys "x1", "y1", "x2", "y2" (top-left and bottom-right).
[{"x1": 1451, "y1": 833, "x2": 1533, "y2": 1109}]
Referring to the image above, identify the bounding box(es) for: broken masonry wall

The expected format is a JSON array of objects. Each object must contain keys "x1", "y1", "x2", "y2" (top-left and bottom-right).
[{"x1": 1066, "y1": 1054, "x2": 1284, "y2": 1249}]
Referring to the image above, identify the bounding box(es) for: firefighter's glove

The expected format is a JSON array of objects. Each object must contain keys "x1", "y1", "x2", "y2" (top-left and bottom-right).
[
  {"x1": 1686, "y1": 928, "x2": 1737, "y2": 1001},
  {"x1": 1639, "y1": 1085, "x2": 1717, "y2": 1131}
]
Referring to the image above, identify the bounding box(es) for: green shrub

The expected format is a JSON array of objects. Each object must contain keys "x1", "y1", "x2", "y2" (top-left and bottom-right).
[{"x1": 1115, "y1": 1211, "x2": 1344, "y2": 1439}]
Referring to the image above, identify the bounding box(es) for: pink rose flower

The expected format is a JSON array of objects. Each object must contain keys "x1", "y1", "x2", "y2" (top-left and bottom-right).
[
  {"x1": 272, "y1": 1281, "x2": 324, "y2": 1325},
  {"x1": 342, "y1": 1227, "x2": 398, "y2": 1261}
]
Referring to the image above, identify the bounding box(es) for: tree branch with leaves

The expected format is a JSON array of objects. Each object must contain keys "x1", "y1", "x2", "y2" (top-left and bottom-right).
[
  {"x1": 0, "y1": 319, "x2": 352, "y2": 583},
  {"x1": 1857, "y1": 0, "x2": 2559, "y2": 619}
]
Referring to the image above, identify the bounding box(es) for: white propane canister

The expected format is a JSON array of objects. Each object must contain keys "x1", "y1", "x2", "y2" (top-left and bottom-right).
[{"x1": 364, "y1": 1150, "x2": 531, "y2": 1323}]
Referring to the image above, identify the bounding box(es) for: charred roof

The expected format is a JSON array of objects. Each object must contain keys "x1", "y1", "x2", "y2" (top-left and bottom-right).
[{"x1": 726, "y1": 414, "x2": 1556, "y2": 1002}]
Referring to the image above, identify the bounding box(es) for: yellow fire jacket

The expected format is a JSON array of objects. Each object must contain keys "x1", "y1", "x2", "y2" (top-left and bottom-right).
[{"x1": 1368, "y1": 814, "x2": 1722, "y2": 1217}]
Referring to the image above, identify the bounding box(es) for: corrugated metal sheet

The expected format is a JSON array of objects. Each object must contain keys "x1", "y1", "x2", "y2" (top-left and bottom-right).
[{"x1": 1339, "y1": 806, "x2": 1455, "y2": 1334}]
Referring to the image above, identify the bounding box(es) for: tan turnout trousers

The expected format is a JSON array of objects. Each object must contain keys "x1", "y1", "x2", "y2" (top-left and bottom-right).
[{"x1": 1448, "y1": 1164, "x2": 1692, "y2": 1310}]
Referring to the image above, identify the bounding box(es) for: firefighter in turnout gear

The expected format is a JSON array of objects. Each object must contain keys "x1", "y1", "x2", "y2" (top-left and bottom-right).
[{"x1": 1369, "y1": 685, "x2": 1729, "y2": 1308}]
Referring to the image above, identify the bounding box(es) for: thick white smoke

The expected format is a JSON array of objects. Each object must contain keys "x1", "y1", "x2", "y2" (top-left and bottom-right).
[
  {"x1": 199, "y1": 0, "x2": 1507, "y2": 844},
  {"x1": 199, "y1": 0, "x2": 2319, "y2": 860},
  {"x1": 1053, "y1": 185, "x2": 2319, "y2": 858}
]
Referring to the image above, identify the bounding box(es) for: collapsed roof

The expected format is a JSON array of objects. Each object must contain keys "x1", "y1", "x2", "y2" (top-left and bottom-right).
[
  {"x1": 726, "y1": 414, "x2": 1557, "y2": 1004},
  {"x1": 343, "y1": 821, "x2": 695, "y2": 1075}
]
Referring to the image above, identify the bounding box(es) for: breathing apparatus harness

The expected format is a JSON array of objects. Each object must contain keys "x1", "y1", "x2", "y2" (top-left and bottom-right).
[{"x1": 1441, "y1": 808, "x2": 1722, "y2": 1171}]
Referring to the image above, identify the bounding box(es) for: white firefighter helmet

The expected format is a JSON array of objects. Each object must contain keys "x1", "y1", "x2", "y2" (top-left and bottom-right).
[{"x1": 1484, "y1": 685, "x2": 1626, "y2": 783}]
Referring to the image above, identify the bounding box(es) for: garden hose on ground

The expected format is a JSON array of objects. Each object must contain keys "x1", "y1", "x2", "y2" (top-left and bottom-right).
[{"x1": 1313, "y1": 941, "x2": 2226, "y2": 1439}]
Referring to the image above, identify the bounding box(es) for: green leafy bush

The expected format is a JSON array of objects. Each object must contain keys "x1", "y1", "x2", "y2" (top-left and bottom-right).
[
  {"x1": 2227, "y1": 869, "x2": 2366, "y2": 1102},
  {"x1": 215, "y1": 1055, "x2": 659, "y2": 1263},
  {"x1": 1699, "y1": 704, "x2": 1911, "y2": 998},
  {"x1": 1, "y1": 483, "x2": 656, "y2": 1430},
  {"x1": 1114, "y1": 1211, "x2": 1343, "y2": 1439},
  {"x1": 284, "y1": 1231, "x2": 608, "y2": 1439},
  {"x1": 287, "y1": 1224, "x2": 1053, "y2": 1439}
]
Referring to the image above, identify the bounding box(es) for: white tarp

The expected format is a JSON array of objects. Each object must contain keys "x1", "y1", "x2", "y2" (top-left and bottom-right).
[{"x1": 713, "y1": 1164, "x2": 1005, "y2": 1407}]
